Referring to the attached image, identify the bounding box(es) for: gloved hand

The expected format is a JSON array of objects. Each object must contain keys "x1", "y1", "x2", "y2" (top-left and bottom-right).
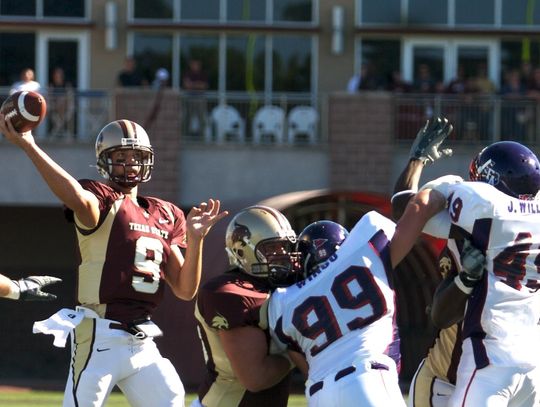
[
  {"x1": 13, "y1": 276, "x2": 62, "y2": 301},
  {"x1": 458, "y1": 239, "x2": 485, "y2": 288},
  {"x1": 409, "y1": 116, "x2": 453, "y2": 165}
]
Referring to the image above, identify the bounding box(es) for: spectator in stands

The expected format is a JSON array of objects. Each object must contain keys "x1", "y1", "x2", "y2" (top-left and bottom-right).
[
  {"x1": 526, "y1": 67, "x2": 540, "y2": 100},
  {"x1": 48, "y1": 67, "x2": 75, "y2": 139},
  {"x1": 182, "y1": 59, "x2": 209, "y2": 137},
  {"x1": 500, "y1": 69, "x2": 529, "y2": 141},
  {"x1": 347, "y1": 63, "x2": 381, "y2": 93},
  {"x1": 446, "y1": 65, "x2": 469, "y2": 95},
  {"x1": 153, "y1": 68, "x2": 170, "y2": 90},
  {"x1": 10, "y1": 67, "x2": 41, "y2": 95},
  {"x1": 469, "y1": 63, "x2": 496, "y2": 95},
  {"x1": 346, "y1": 65, "x2": 363, "y2": 93},
  {"x1": 386, "y1": 70, "x2": 412, "y2": 93},
  {"x1": 413, "y1": 64, "x2": 436, "y2": 93},
  {"x1": 117, "y1": 56, "x2": 144, "y2": 87},
  {"x1": 520, "y1": 60, "x2": 534, "y2": 89}
]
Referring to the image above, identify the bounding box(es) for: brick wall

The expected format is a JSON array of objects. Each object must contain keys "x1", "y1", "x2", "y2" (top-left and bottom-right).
[
  {"x1": 328, "y1": 92, "x2": 394, "y2": 193},
  {"x1": 114, "y1": 89, "x2": 182, "y2": 204}
]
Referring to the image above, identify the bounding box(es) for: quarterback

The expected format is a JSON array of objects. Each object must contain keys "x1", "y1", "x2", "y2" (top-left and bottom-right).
[{"x1": 0, "y1": 115, "x2": 227, "y2": 407}]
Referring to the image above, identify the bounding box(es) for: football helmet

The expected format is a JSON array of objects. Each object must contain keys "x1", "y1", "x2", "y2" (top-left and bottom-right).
[
  {"x1": 95, "y1": 119, "x2": 154, "y2": 186},
  {"x1": 297, "y1": 220, "x2": 349, "y2": 278},
  {"x1": 225, "y1": 205, "x2": 299, "y2": 286},
  {"x1": 469, "y1": 140, "x2": 540, "y2": 199}
]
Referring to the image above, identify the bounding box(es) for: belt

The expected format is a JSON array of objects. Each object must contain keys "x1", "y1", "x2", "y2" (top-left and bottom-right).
[{"x1": 308, "y1": 362, "x2": 389, "y2": 396}]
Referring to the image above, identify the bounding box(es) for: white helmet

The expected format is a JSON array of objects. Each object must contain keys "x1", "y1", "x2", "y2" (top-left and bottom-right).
[{"x1": 95, "y1": 119, "x2": 154, "y2": 186}]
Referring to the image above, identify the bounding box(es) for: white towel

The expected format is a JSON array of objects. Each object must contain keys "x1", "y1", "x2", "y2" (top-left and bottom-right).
[{"x1": 33, "y1": 308, "x2": 84, "y2": 348}]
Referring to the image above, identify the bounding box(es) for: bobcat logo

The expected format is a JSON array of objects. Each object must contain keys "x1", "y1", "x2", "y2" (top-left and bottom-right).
[
  {"x1": 211, "y1": 314, "x2": 229, "y2": 329},
  {"x1": 231, "y1": 222, "x2": 251, "y2": 245},
  {"x1": 439, "y1": 256, "x2": 452, "y2": 278}
]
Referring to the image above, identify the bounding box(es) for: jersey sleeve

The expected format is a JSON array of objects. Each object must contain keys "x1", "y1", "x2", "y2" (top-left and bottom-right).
[
  {"x1": 423, "y1": 181, "x2": 495, "y2": 238},
  {"x1": 443, "y1": 182, "x2": 495, "y2": 234},
  {"x1": 197, "y1": 286, "x2": 263, "y2": 330},
  {"x1": 348, "y1": 211, "x2": 396, "y2": 247},
  {"x1": 64, "y1": 179, "x2": 116, "y2": 225},
  {"x1": 267, "y1": 289, "x2": 294, "y2": 352}
]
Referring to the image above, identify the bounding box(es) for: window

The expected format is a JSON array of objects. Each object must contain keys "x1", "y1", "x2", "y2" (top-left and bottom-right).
[
  {"x1": 0, "y1": 0, "x2": 35, "y2": 16},
  {"x1": 0, "y1": 33, "x2": 36, "y2": 87},
  {"x1": 133, "y1": 34, "x2": 173, "y2": 85},
  {"x1": 133, "y1": 0, "x2": 173, "y2": 19},
  {"x1": 180, "y1": 36, "x2": 219, "y2": 90},
  {"x1": 501, "y1": 40, "x2": 540, "y2": 79},
  {"x1": 455, "y1": 0, "x2": 494, "y2": 25},
  {"x1": 0, "y1": 0, "x2": 85, "y2": 17},
  {"x1": 502, "y1": 0, "x2": 540, "y2": 26},
  {"x1": 361, "y1": 40, "x2": 401, "y2": 89},
  {"x1": 226, "y1": 35, "x2": 265, "y2": 91},
  {"x1": 227, "y1": 0, "x2": 265, "y2": 22},
  {"x1": 409, "y1": 0, "x2": 447, "y2": 25},
  {"x1": 44, "y1": 0, "x2": 85, "y2": 17},
  {"x1": 272, "y1": 35, "x2": 311, "y2": 92},
  {"x1": 181, "y1": 0, "x2": 219, "y2": 21},
  {"x1": 273, "y1": 0, "x2": 312, "y2": 22},
  {"x1": 360, "y1": 0, "x2": 401, "y2": 24}
]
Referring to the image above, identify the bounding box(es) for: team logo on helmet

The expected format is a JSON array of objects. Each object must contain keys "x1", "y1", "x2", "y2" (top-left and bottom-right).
[
  {"x1": 476, "y1": 159, "x2": 500, "y2": 186},
  {"x1": 231, "y1": 222, "x2": 251, "y2": 245},
  {"x1": 211, "y1": 314, "x2": 229, "y2": 329}
]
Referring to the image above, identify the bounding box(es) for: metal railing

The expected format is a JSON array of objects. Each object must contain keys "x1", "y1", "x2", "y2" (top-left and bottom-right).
[
  {"x1": 0, "y1": 87, "x2": 112, "y2": 143},
  {"x1": 180, "y1": 91, "x2": 321, "y2": 145},
  {"x1": 394, "y1": 94, "x2": 540, "y2": 145},
  {"x1": 0, "y1": 88, "x2": 322, "y2": 145}
]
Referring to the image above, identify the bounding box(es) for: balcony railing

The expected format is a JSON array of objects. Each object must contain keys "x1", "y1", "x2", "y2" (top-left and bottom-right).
[
  {"x1": 394, "y1": 94, "x2": 540, "y2": 145},
  {"x1": 3, "y1": 88, "x2": 538, "y2": 147},
  {"x1": 0, "y1": 88, "x2": 322, "y2": 145},
  {"x1": 0, "y1": 87, "x2": 111, "y2": 143}
]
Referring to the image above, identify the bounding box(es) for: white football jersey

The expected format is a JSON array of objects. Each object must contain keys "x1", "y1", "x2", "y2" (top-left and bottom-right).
[
  {"x1": 268, "y1": 211, "x2": 401, "y2": 382},
  {"x1": 428, "y1": 180, "x2": 540, "y2": 368}
]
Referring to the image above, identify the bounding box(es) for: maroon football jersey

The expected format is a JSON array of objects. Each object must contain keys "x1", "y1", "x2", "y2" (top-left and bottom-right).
[
  {"x1": 194, "y1": 269, "x2": 291, "y2": 407},
  {"x1": 66, "y1": 179, "x2": 187, "y2": 324}
]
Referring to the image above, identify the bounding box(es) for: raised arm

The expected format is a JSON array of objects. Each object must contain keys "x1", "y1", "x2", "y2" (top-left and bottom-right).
[
  {"x1": 392, "y1": 117, "x2": 453, "y2": 220},
  {"x1": 0, "y1": 114, "x2": 100, "y2": 228},
  {"x1": 390, "y1": 188, "x2": 447, "y2": 268},
  {"x1": 165, "y1": 199, "x2": 228, "y2": 300}
]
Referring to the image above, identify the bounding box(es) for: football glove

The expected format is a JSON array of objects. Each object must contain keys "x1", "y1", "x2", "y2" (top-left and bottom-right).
[
  {"x1": 13, "y1": 276, "x2": 62, "y2": 301},
  {"x1": 409, "y1": 116, "x2": 453, "y2": 165},
  {"x1": 458, "y1": 239, "x2": 485, "y2": 288}
]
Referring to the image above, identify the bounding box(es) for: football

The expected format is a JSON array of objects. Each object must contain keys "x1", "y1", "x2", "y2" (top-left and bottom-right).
[{"x1": 0, "y1": 90, "x2": 47, "y2": 132}]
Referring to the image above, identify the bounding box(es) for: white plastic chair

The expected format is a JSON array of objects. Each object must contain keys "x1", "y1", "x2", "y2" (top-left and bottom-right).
[
  {"x1": 208, "y1": 104, "x2": 245, "y2": 144},
  {"x1": 287, "y1": 105, "x2": 319, "y2": 144},
  {"x1": 252, "y1": 105, "x2": 285, "y2": 144}
]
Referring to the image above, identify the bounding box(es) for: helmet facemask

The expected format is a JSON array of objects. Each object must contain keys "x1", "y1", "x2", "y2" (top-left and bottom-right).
[
  {"x1": 252, "y1": 237, "x2": 302, "y2": 287},
  {"x1": 98, "y1": 145, "x2": 154, "y2": 187}
]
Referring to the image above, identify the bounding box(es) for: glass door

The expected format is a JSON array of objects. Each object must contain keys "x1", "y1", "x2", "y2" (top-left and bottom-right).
[{"x1": 38, "y1": 32, "x2": 89, "y2": 140}]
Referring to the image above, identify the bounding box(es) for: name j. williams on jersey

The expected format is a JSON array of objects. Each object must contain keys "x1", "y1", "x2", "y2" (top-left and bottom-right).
[
  {"x1": 129, "y1": 222, "x2": 169, "y2": 239},
  {"x1": 508, "y1": 200, "x2": 540, "y2": 214}
]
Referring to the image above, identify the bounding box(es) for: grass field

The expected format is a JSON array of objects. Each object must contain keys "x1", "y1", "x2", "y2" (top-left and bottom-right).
[{"x1": 0, "y1": 390, "x2": 309, "y2": 406}]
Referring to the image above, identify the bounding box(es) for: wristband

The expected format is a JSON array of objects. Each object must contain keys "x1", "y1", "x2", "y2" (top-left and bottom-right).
[
  {"x1": 390, "y1": 189, "x2": 417, "y2": 204},
  {"x1": 453, "y1": 275, "x2": 473, "y2": 295}
]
